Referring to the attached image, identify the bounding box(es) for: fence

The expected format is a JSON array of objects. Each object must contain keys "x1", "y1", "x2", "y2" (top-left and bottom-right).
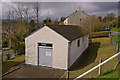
[
  {"x1": 109, "y1": 33, "x2": 120, "y2": 52},
  {"x1": 74, "y1": 52, "x2": 120, "y2": 80},
  {"x1": 59, "y1": 35, "x2": 120, "y2": 79}
]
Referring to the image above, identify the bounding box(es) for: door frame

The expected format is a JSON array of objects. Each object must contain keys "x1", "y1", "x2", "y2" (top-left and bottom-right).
[{"x1": 37, "y1": 42, "x2": 53, "y2": 67}]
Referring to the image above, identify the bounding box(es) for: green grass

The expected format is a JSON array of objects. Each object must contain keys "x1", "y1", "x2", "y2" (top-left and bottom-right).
[
  {"x1": 2, "y1": 55, "x2": 25, "y2": 74},
  {"x1": 69, "y1": 37, "x2": 118, "y2": 79},
  {"x1": 96, "y1": 69, "x2": 119, "y2": 78},
  {"x1": 111, "y1": 27, "x2": 120, "y2": 32},
  {"x1": 112, "y1": 35, "x2": 120, "y2": 45}
]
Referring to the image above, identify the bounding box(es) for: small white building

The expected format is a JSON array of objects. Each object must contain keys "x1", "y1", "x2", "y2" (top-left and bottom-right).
[{"x1": 25, "y1": 25, "x2": 89, "y2": 70}]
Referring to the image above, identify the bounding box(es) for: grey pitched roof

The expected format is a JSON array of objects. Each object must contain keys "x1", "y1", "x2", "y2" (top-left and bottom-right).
[
  {"x1": 25, "y1": 25, "x2": 84, "y2": 41},
  {"x1": 47, "y1": 25, "x2": 84, "y2": 41}
]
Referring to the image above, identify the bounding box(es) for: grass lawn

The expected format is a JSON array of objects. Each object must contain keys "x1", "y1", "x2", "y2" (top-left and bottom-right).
[
  {"x1": 96, "y1": 69, "x2": 119, "y2": 78},
  {"x1": 111, "y1": 27, "x2": 120, "y2": 32},
  {"x1": 69, "y1": 37, "x2": 118, "y2": 79},
  {"x1": 112, "y1": 35, "x2": 120, "y2": 45},
  {"x1": 2, "y1": 54, "x2": 25, "y2": 74}
]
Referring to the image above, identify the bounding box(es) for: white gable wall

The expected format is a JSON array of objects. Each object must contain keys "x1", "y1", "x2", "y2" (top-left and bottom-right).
[
  {"x1": 69, "y1": 36, "x2": 89, "y2": 67},
  {"x1": 25, "y1": 26, "x2": 69, "y2": 70},
  {"x1": 63, "y1": 8, "x2": 89, "y2": 28}
]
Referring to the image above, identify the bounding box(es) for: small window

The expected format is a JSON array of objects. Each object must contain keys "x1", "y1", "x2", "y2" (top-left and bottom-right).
[
  {"x1": 77, "y1": 39, "x2": 80, "y2": 47},
  {"x1": 38, "y1": 43, "x2": 52, "y2": 47},
  {"x1": 80, "y1": 19, "x2": 82, "y2": 21}
]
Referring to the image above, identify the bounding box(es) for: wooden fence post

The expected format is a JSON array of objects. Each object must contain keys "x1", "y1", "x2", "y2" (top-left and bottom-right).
[
  {"x1": 114, "y1": 53, "x2": 120, "y2": 69},
  {"x1": 99, "y1": 58, "x2": 102, "y2": 75}
]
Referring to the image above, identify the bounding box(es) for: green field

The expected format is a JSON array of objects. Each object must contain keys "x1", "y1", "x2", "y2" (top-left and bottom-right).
[
  {"x1": 111, "y1": 28, "x2": 120, "y2": 32},
  {"x1": 112, "y1": 35, "x2": 120, "y2": 45},
  {"x1": 69, "y1": 38, "x2": 118, "y2": 79}
]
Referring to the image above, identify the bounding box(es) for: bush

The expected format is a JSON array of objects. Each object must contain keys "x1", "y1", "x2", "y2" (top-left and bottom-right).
[
  {"x1": 91, "y1": 31, "x2": 110, "y2": 38},
  {"x1": 2, "y1": 41, "x2": 8, "y2": 48},
  {"x1": 6, "y1": 54, "x2": 11, "y2": 60},
  {"x1": 111, "y1": 27, "x2": 120, "y2": 32},
  {"x1": 12, "y1": 42, "x2": 25, "y2": 55}
]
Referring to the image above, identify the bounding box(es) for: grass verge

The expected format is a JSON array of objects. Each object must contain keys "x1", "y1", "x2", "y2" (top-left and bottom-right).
[
  {"x1": 69, "y1": 37, "x2": 118, "y2": 79},
  {"x1": 96, "y1": 69, "x2": 119, "y2": 78},
  {"x1": 2, "y1": 55, "x2": 25, "y2": 74},
  {"x1": 112, "y1": 35, "x2": 120, "y2": 45}
]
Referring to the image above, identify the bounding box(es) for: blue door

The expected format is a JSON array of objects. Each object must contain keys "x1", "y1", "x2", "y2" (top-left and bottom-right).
[{"x1": 38, "y1": 43, "x2": 52, "y2": 67}]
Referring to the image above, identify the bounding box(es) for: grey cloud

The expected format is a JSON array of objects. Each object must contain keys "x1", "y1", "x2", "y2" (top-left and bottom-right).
[{"x1": 2, "y1": 2, "x2": 118, "y2": 20}]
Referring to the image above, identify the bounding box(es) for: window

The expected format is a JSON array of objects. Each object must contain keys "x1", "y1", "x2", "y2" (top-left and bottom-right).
[
  {"x1": 46, "y1": 44, "x2": 52, "y2": 47},
  {"x1": 77, "y1": 39, "x2": 80, "y2": 47},
  {"x1": 38, "y1": 43, "x2": 52, "y2": 47},
  {"x1": 80, "y1": 19, "x2": 82, "y2": 21},
  {"x1": 38, "y1": 43, "x2": 46, "y2": 46}
]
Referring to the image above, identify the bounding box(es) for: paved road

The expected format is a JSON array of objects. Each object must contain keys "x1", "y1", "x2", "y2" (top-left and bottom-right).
[{"x1": 3, "y1": 65, "x2": 66, "y2": 79}]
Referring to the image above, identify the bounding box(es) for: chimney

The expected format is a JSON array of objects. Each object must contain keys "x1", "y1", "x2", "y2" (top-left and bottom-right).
[{"x1": 79, "y1": 7, "x2": 81, "y2": 11}]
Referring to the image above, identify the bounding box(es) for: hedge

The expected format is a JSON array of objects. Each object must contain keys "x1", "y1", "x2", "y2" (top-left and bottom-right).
[{"x1": 91, "y1": 31, "x2": 110, "y2": 38}]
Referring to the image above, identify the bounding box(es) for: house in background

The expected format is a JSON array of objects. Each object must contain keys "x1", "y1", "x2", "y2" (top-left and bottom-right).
[
  {"x1": 25, "y1": 25, "x2": 89, "y2": 70},
  {"x1": 63, "y1": 7, "x2": 89, "y2": 27}
]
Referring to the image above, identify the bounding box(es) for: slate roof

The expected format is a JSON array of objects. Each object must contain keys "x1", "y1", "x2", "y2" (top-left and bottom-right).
[
  {"x1": 26, "y1": 25, "x2": 84, "y2": 41},
  {"x1": 47, "y1": 25, "x2": 84, "y2": 41}
]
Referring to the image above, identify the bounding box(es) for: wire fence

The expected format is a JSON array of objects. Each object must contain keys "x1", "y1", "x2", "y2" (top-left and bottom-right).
[{"x1": 109, "y1": 33, "x2": 120, "y2": 52}]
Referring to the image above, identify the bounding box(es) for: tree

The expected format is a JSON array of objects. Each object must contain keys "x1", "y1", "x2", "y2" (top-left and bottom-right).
[
  {"x1": 98, "y1": 16, "x2": 102, "y2": 22},
  {"x1": 29, "y1": 19, "x2": 36, "y2": 32},
  {"x1": 23, "y1": 7, "x2": 30, "y2": 23},
  {"x1": 15, "y1": 22, "x2": 28, "y2": 41},
  {"x1": 118, "y1": 16, "x2": 120, "y2": 27},
  {"x1": 107, "y1": 13, "x2": 115, "y2": 21},
  {"x1": 81, "y1": 15, "x2": 102, "y2": 43},
  {"x1": 43, "y1": 17, "x2": 52, "y2": 24},
  {"x1": 54, "y1": 18, "x2": 59, "y2": 24},
  {"x1": 29, "y1": 19, "x2": 35, "y2": 28},
  {"x1": 82, "y1": 15, "x2": 101, "y2": 33},
  {"x1": 60, "y1": 17, "x2": 66, "y2": 22},
  {"x1": 33, "y1": 2, "x2": 40, "y2": 23},
  {"x1": 12, "y1": 3, "x2": 32, "y2": 23},
  {"x1": 13, "y1": 4, "x2": 24, "y2": 21}
]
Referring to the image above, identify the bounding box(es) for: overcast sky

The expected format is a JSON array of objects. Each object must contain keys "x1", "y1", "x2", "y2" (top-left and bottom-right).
[{"x1": 1, "y1": 2, "x2": 118, "y2": 20}]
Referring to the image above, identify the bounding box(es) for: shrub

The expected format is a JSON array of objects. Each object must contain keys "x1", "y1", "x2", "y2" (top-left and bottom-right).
[
  {"x1": 12, "y1": 42, "x2": 25, "y2": 55},
  {"x1": 6, "y1": 54, "x2": 11, "y2": 60},
  {"x1": 91, "y1": 31, "x2": 110, "y2": 38},
  {"x1": 111, "y1": 27, "x2": 120, "y2": 32}
]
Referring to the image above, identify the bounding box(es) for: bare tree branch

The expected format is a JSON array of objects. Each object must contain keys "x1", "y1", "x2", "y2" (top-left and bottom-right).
[{"x1": 33, "y1": 2, "x2": 40, "y2": 23}]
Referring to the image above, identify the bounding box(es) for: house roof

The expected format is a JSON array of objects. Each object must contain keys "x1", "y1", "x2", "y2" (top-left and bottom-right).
[
  {"x1": 25, "y1": 25, "x2": 84, "y2": 41},
  {"x1": 47, "y1": 25, "x2": 84, "y2": 41},
  {"x1": 64, "y1": 8, "x2": 89, "y2": 21}
]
